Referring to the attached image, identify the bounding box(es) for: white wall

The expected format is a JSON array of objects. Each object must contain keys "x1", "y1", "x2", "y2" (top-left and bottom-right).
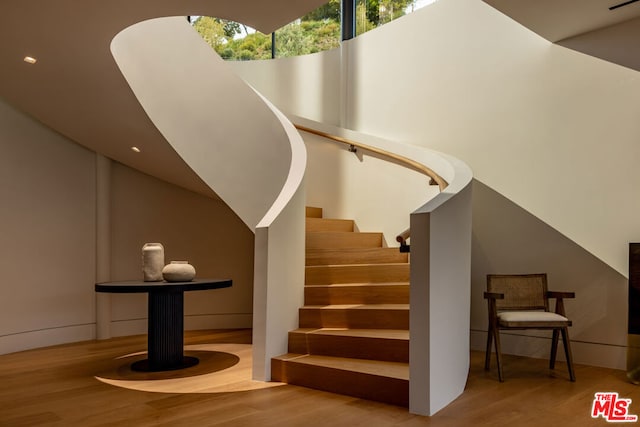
[
  {"x1": 231, "y1": 0, "x2": 638, "y2": 369},
  {"x1": 234, "y1": 0, "x2": 640, "y2": 277},
  {"x1": 112, "y1": 17, "x2": 308, "y2": 381},
  {"x1": 108, "y1": 162, "x2": 254, "y2": 336},
  {"x1": 0, "y1": 97, "x2": 255, "y2": 354},
  {"x1": 252, "y1": 100, "x2": 307, "y2": 381},
  {"x1": 111, "y1": 17, "x2": 292, "y2": 231},
  {"x1": 343, "y1": 0, "x2": 640, "y2": 279},
  {"x1": 342, "y1": 0, "x2": 639, "y2": 369},
  {"x1": 0, "y1": 98, "x2": 96, "y2": 354},
  {"x1": 470, "y1": 179, "x2": 628, "y2": 369},
  {"x1": 231, "y1": 49, "x2": 342, "y2": 127},
  {"x1": 298, "y1": 117, "x2": 441, "y2": 244}
]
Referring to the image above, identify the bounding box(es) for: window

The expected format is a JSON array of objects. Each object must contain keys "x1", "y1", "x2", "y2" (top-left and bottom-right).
[
  {"x1": 356, "y1": 0, "x2": 438, "y2": 36},
  {"x1": 274, "y1": 1, "x2": 340, "y2": 58},
  {"x1": 191, "y1": 0, "x2": 438, "y2": 60},
  {"x1": 191, "y1": 17, "x2": 271, "y2": 60}
]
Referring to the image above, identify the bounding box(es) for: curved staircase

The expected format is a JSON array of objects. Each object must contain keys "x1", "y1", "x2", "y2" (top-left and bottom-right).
[{"x1": 271, "y1": 207, "x2": 411, "y2": 407}]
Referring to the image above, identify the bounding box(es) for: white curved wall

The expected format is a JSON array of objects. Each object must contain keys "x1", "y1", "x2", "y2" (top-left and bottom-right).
[
  {"x1": 111, "y1": 17, "x2": 292, "y2": 231},
  {"x1": 231, "y1": 0, "x2": 639, "y2": 370},
  {"x1": 112, "y1": 17, "x2": 307, "y2": 380},
  {"x1": 295, "y1": 116, "x2": 441, "y2": 244},
  {"x1": 231, "y1": 50, "x2": 342, "y2": 126},
  {"x1": 0, "y1": 98, "x2": 96, "y2": 354},
  {"x1": 343, "y1": 0, "x2": 640, "y2": 279},
  {"x1": 232, "y1": 0, "x2": 640, "y2": 277}
]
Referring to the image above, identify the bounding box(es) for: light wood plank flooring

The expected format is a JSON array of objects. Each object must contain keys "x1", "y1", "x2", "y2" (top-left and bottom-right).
[{"x1": 0, "y1": 329, "x2": 637, "y2": 426}]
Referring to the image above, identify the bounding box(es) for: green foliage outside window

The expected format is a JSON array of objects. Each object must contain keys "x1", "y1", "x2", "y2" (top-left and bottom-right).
[
  {"x1": 357, "y1": 0, "x2": 417, "y2": 35},
  {"x1": 275, "y1": 20, "x2": 341, "y2": 58},
  {"x1": 192, "y1": 17, "x2": 272, "y2": 60},
  {"x1": 192, "y1": 0, "x2": 423, "y2": 61}
]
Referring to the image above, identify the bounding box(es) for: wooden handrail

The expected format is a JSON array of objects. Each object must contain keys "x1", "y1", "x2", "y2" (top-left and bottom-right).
[
  {"x1": 295, "y1": 123, "x2": 449, "y2": 252},
  {"x1": 396, "y1": 227, "x2": 411, "y2": 253},
  {"x1": 396, "y1": 228, "x2": 411, "y2": 245},
  {"x1": 294, "y1": 124, "x2": 448, "y2": 191}
]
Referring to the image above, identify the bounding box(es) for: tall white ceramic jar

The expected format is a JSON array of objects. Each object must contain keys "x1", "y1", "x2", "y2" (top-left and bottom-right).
[{"x1": 142, "y1": 243, "x2": 164, "y2": 281}]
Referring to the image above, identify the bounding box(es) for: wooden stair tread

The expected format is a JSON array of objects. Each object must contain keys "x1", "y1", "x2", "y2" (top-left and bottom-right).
[
  {"x1": 288, "y1": 328, "x2": 409, "y2": 362},
  {"x1": 305, "y1": 282, "x2": 409, "y2": 288},
  {"x1": 306, "y1": 247, "x2": 408, "y2": 265},
  {"x1": 304, "y1": 282, "x2": 409, "y2": 305},
  {"x1": 302, "y1": 304, "x2": 409, "y2": 310},
  {"x1": 306, "y1": 263, "x2": 409, "y2": 268},
  {"x1": 306, "y1": 231, "x2": 382, "y2": 249},
  {"x1": 306, "y1": 217, "x2": 354, "y2": 232},
  {"x1": 305, "y1": 263, "x2": 410, "y2": 285},
  {"x1": 299, "y1": 304, "x2": 409, "y2": 329},
  {"x1": 273, "y1": 353, "x2": 409, "y2": 380},
  {"x1": 275, "y1": 207, "x2": 411, "y2": 406},
  {"x1": 292, "y1": 328, "x2": 408, "y2": 340}
]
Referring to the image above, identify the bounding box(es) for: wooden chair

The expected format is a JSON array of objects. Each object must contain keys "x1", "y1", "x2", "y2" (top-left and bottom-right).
[{"x1": 484, "y1": 273, "x2": 575, "y2": 382}]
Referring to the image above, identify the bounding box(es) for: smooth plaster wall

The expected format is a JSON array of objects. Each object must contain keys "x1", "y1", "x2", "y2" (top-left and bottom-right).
[
  {"x1": 109, "y1": 163, "x2": 254, "y2": 336},
  {"x1": 231, "y1": 0, "x2": 638, "y2": 369},
  {"x1": 112, "y1": 17, "x2": 292, "y2": 231},
  {"x1": 303, "y1": 128, "x2": 439, "y2": 244},
  {"x1": 112, "y1": 18, "x2": 307, "y2": 380},
  {"x1": 230, "y1": 49, "x2": 342, "y2": 127},
  {"x1": 0, "y1": 97, "x2": 254, "y2": 354},
  {"x1": 471, "y1": 180, "x2": 628, "y2": 368},
  {"x1": 343, "y1": 0, "x2": 640, "y2": 279},
  {"x1": 233, "y1": 0, "x2": 640, "y2": 277},
  {"x1": 0, "y1": 98, "x2": 97, "y2": 354}
]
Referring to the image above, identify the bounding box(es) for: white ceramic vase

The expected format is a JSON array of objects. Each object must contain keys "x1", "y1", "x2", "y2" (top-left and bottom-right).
[
  {"x1": 162, "y1": 261, "x2": 196, "y2": 282},
  {"x1": 142, "y1": 243, "x2": 164, "y2": 282}
]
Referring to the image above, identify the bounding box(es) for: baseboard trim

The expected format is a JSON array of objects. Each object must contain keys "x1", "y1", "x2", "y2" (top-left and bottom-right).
[
  {"x1": 0, "y1": 324, "x2": 95, "y2": 355},
  {"x1": 470, "y1": 329, "x2": 626, "y2": 370},
  {"x1": 0, "y1": 314, "x2": 253, "y2": 355}
]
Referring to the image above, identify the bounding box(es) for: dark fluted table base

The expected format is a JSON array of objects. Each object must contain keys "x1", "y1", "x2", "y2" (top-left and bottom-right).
[{"x1": 95, "y1": 278, "x2": 232, "y2": 372}]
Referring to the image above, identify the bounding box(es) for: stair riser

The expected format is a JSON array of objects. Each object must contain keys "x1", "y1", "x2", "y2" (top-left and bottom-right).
[
  {"x1": 306, "y1": 248, "x2": 408, "y2": 266},
  {"x1": 306, "y1": 232, "x2": 382, "y2": 249},
  {"x1": 306, "y1": 264, "x2": 410, "y2": 285},
  {"x1": 306, "y1": 207, "x2": 323, "y2": 218},
  {"x1": 299, "y1": 308, "x2": 409, "y2": 329},
  {"x1": 305, "y1": 284, "x2": 409, "y2": 305},
  {"x1": 288, "y1": 332, "x2": 409, "y2": 363},
  {"x1": 271, "y1": 359, "x2": 408, "y2": 407},
  {"x1": 306, "y1": 218, "x2": 354, "y2": 232}
]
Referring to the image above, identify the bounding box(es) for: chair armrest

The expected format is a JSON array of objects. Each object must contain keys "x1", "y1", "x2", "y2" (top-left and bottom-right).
[
  {"x1": 484, "y1": 292, "x2": 504, "y2": 300},
  {"x1": 484, "y1": 292, "x2": 503, "y2": 327},
  {"x1": 547, "y1": 291, "x2": 574, "y2": 317},
  {"x1": 547, "y1": 291, "x2": 575, "y2": 299}
]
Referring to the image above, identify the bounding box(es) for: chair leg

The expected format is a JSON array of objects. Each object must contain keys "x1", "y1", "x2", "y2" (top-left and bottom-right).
[
  {"x1": 494, "y1": 329, "x2": 504, "y2": 382},
  {"x1": 485, "y1": 327, "x2": 493, "y2": 371},
  {"x1": 550, "y1": 329, "x2": 559, "y2": 370},
  {"x1": 561, "y1": 327, "x2": 576, "y2": 382}
]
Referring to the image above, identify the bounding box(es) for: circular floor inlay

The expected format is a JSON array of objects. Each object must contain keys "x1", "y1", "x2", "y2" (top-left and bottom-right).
[{"x1": 94, "y1": 344, "x2": 284, "y2": 393}]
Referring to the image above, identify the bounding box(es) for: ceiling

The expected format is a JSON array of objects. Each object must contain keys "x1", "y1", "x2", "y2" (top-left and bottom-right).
[
  {"x1": 0, "y1": 0, "x2": 326, "y2": 198},
  {"x1": 484, "y1": 0, "x2": 640, "y2": 71},
  {"x1": 1, "y1": 0, "x2": 639, "y2": 199}
]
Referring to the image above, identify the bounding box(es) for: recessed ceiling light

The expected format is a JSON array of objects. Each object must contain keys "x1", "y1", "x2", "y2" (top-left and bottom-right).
[
  {"x1": 131, "y1": 146, "x2": 141, "y2": 153},
  {"x1": 23, "y1": 56, "x2": 37, "y2": 64}
]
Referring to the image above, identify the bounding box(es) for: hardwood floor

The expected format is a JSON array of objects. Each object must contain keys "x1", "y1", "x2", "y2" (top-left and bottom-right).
[{"x1": 0, "y1": 329, "x2": 637, "y2": 426}]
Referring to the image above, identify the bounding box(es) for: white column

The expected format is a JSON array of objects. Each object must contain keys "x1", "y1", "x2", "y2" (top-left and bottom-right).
[{"x1": 96, "y1": 154, "x2": 112, "y2": 339}]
